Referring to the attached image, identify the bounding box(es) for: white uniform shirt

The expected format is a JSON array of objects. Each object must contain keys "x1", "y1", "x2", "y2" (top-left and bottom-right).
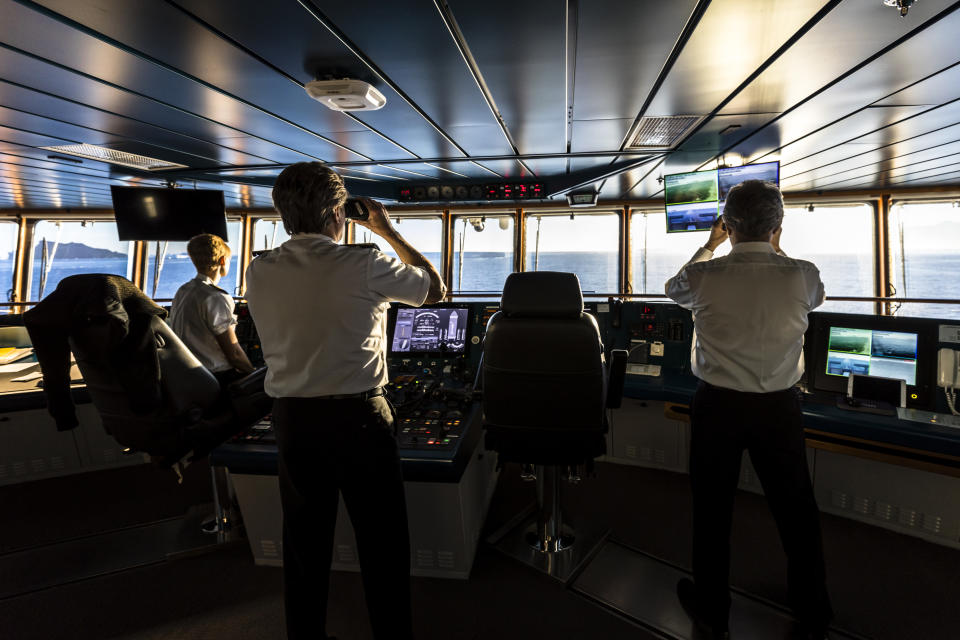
[
  {"x1": 169, "y1": 274, "x2": 237, "y2": 373},
  {"x1": 665, "y1": 242, "x2": 825, "y2": 393},
  {"x1": 245, "y1": 233, "x2": 431, "y2": 398}
]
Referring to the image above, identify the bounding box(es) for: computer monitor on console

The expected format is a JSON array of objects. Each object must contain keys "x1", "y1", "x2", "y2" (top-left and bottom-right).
[
  {"x1": 809, "y1": 313, "x2": 936, "y2": 409},
  {"x1": 388, "y1": 305, "x2": 470, "y2": 355}
]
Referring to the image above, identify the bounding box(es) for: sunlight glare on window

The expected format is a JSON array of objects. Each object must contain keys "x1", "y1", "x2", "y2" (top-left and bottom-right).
[
  {"x1": 253, "y1": 219, "x2": 291, "y2": 251},
  {"x1": 889, "y1": 202, "x2": 960, "y2": 319},
  {"x1": 779, "y1": 205, "x2": 874, "y2": 314},
  {"x1": 362, "y1": 216, "x2": 442, "y2": 268}
]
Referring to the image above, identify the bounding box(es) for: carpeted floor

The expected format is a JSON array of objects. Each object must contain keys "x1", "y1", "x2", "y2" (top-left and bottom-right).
[{"x1": 0, "y1": 461, "x2": 958, "y2": 640}]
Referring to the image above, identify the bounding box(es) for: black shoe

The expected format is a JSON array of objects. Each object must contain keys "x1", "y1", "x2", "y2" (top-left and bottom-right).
[{"x1": 677, "y1": 578, "x2": 730, "y2": 639}]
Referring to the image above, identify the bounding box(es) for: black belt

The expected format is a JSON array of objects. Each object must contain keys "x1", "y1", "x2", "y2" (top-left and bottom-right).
[{"x1": 315, "y1": 387, "x2": 385, "y2": 401}]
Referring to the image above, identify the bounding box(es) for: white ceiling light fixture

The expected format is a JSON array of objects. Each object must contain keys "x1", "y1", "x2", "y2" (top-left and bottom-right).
[
  {"x1": 39, "y1": 144, "x2": 187, "y2": 171},
  {"x1": 305, "y1": 79, "x2": 387, "y2": 112}
]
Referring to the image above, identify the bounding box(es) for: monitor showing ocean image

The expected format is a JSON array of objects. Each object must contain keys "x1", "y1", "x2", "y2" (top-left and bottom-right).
[
  {"x1": 666, "y1": 201, "x2": 719, "y2": 233},
  {"x1": 825, "y1": 326, "x2": 918, "y2": 386}
]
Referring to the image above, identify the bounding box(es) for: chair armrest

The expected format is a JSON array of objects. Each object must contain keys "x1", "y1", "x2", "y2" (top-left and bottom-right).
[
  {"x1": 606, "y1": 349, "x2": 628, "y2": 409},
  {"x1": 226, "y1": 367, "x2": 271, "y2": 427},
  {"x1": 226, "y1": 366, "x2": 267, "y2": 397}
]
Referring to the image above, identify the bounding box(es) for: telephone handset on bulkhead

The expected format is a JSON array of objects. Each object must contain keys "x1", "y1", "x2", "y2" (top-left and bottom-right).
[
  {"x1": 937, "y1": 348, "x2": 960, "y2": 415},
  {"x1": 937, "y1": 348, "x2": 960, "y2": 388}
]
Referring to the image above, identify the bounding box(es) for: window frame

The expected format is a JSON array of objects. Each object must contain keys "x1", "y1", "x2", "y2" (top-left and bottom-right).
[
  {"x1": 25, "y1": 217, "x2": 137, "y2": 302},
  {"x1": 520, "y1": 208, "x2": 624, "y2": 296},
  {"x1": 885, "y1": 198, "x2": 960, "y2": 318},
  {"x1": 449, "y1": 210, "x2": 517, "y2": 294}
]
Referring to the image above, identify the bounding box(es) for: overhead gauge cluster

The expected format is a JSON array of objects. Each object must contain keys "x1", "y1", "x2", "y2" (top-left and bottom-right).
[{"x1": 397, "y1": 182, "x2": 547, "y2": 203}]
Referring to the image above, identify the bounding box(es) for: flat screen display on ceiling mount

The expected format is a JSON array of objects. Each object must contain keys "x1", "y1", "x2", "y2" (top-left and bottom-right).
[
  {"x1": 663, "y1": 161, "x2": 779, "y2": 233},
  {"x1": 111, "y1": 186, "x2": 229, "y2": 241}
]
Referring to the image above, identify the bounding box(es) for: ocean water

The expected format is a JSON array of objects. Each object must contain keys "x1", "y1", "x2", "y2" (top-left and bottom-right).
[{"x1": 1, "y1": 251, "x2": 958, "y2": 320}]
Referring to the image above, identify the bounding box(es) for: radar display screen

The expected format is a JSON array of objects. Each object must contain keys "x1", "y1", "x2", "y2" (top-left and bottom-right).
[{"x1": 390, "y1": 307, "x2": 469, "y2": 354}]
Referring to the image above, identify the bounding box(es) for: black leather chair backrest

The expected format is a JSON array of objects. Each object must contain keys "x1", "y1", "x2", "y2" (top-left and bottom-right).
[
  {"x1": 71, "y1": 316, "x2": 221, "y2": 458},
  {"x1": 482, "y1": 272, "x2": 606, "y2": 464}
]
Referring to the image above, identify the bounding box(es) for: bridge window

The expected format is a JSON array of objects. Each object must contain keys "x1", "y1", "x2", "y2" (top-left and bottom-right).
[
  {"x1": 1, "y1": 221, "x2": 16, "y2": 306},
  {"x1": 889, "y1": 202, "x2": 960, "y2": 319},
  {"x1": 630, "y1": 210, "x2": 730, "y2": 295},
  {"x1": 252, "y1": 219, "x2": 291, "y2": 252},
  {"x1": 524, "y1": 212, "x2": 620, "y2": 294},
  {"x1": 355, "y1": 214, "x2": 443, "y2": 272},
  {"x1": 779, "y1": 204, "x2": 875, "y2": 314},
  {"x1": 144, "y1": 221, "x2": 242, "y2": 300},
  {"x1": 451, "y1": 214, "x2": 514, "y2": 294},
  {"x1": 29, "y1": 221, "x2": 135, "y2": 302}
]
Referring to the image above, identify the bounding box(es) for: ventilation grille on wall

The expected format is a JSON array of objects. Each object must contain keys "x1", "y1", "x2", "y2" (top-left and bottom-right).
[
  {"x1": 829, "y1": 490, "x2": 945, "y2": 536},
  {"x1": 627, "y1": 116, "x2": 705, "y2": 149},
  {"x1": 40, "y1": 144, "x2": 187, "y2": 171}
]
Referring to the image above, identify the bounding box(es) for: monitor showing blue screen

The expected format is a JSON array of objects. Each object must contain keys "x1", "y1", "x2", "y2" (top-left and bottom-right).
[
  {"x1": 825, "y1": 326, "x2": 918, "y2": 386},
  {"x1": 663, "y1": 162, "x2": 780, "y2": 233},
  {"x1": 390, "y1": 307, "x2": 469, "y2": 354}
]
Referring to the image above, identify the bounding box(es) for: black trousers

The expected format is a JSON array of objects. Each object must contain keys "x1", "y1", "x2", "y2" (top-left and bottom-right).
[
  {"x1": 690, "y1": 381, "x2": 832, "y2": 629},
  {"x1": 274, "y1": 395, "x2": 413, "y2": 640}
]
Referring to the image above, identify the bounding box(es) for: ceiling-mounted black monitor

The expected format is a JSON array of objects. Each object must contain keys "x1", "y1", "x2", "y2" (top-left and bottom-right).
[
  {"x1": 111, "y1": 186, "x2": 228, "y2": 241},
  {"x1": 663, "y1": 161, "x2": 779, "y2": 233}
]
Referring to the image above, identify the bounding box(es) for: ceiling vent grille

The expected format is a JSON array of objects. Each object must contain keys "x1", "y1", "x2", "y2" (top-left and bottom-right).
[
  {"x1": 627, "y1": 116, "x2": 704, "y2": 149},
  {"x1": 39, "y1": 144, "x2": 187, "y2": 171}
]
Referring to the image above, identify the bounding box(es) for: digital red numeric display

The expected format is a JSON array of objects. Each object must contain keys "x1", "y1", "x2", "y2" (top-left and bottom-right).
[{"x1": 397, "y1": 182, "x2": 547, "y2": 202}]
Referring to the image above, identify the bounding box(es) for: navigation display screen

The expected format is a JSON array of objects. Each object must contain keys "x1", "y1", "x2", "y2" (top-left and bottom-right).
[
  {"x1": 718, "y1": 161, "x2": 779, "y2": 215},
  {"x1": 663, "y1": 162, "x2": 779, "y2": 233},
  {"x1": 825, "y1": 327, "x2": 918, "y2": 386},
  {"x1": 664, "y1": 171, "x2": 719, "y2": 232},
  {"x1": 390, "y1": 307, "x2": 469, "y2": 354}
]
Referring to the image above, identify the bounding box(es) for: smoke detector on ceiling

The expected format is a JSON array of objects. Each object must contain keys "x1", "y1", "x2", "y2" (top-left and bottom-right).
[{"x1": 305, "y1": 79, "x2": 387, "y2": 111}]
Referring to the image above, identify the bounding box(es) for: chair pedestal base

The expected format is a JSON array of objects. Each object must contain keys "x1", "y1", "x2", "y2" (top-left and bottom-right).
[
  {"x1": 488, "y1": 464, "x2": 606, "y2": 582},
  {"x1": 525, "y1": 525, "x2": 575, "y2": 553}
]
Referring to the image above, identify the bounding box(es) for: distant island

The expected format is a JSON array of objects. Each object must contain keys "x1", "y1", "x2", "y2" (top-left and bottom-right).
[{"x1": 34, "y1": 242, "x2": 126, "y2": 260}]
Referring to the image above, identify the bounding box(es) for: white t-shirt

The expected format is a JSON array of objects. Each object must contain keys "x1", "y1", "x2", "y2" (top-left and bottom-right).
[
  {"x1": 665, "y1": 242, "x2": 825, "y2": 393},
  {"x1": 169, "y1": 274, "x2": 237, "y2": 373},
  {"x1": 245, "y1": 233, "x2": 431, "y2": 398}
]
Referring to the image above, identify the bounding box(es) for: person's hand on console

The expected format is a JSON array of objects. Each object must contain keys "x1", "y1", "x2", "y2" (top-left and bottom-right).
[{"x1": 704, "y1": 216, "x2": 729, "y2": 252}]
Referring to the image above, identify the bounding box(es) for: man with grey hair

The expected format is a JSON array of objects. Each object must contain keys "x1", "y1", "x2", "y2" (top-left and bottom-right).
[
  {"x1": 666, "y1": 180, "x2": 832, "y2": 639},
  {"x1": 246, "y1": 162, "x2": 445, "y2": 640}
]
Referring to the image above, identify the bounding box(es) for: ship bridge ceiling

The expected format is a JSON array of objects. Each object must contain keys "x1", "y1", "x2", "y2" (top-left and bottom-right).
[{"x1": 0, "y1": 0, "x2": 959, "y2": 210}]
